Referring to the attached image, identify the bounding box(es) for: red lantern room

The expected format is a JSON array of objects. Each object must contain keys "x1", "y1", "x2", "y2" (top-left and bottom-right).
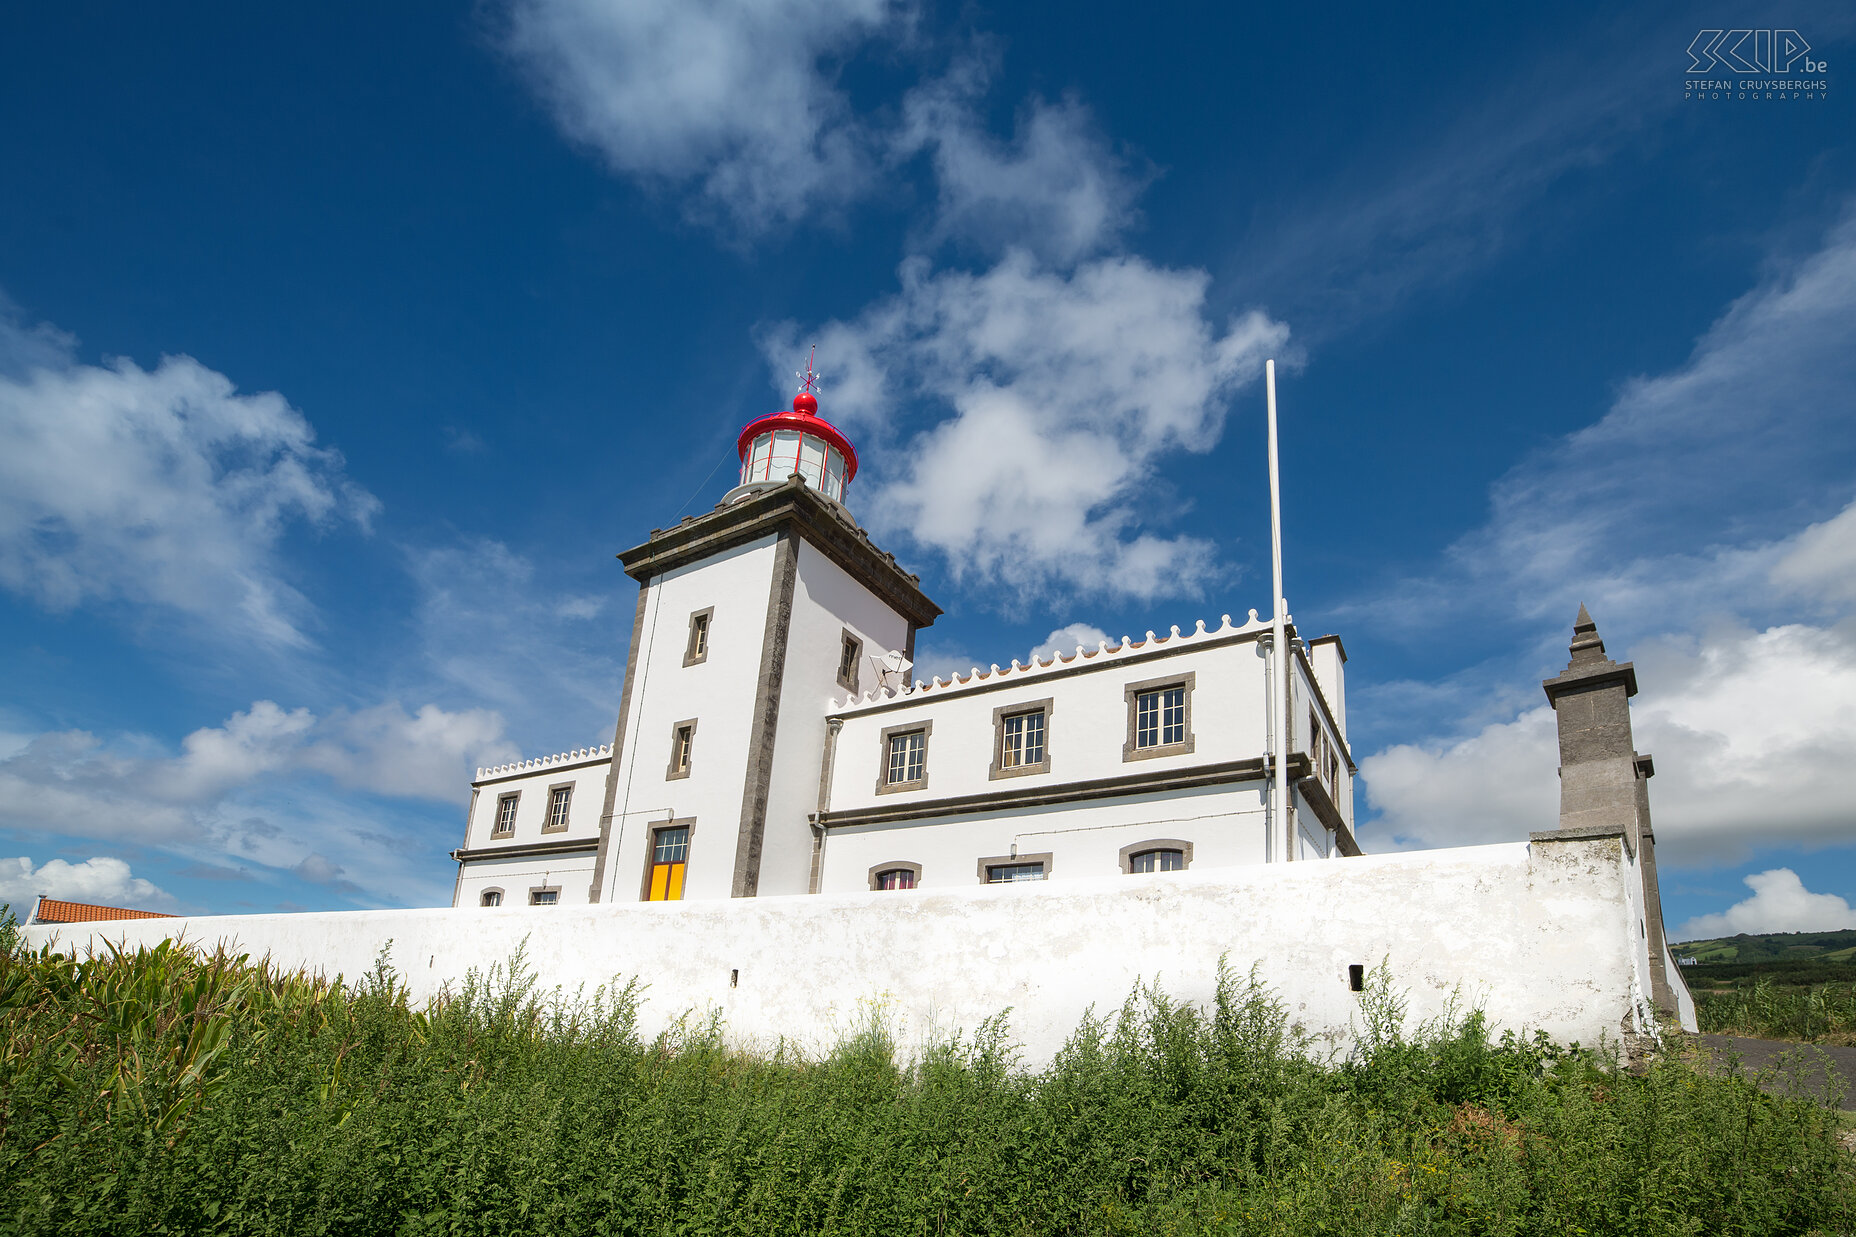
[{"x1": 733, "y1": 360, "x2": 858, "y2": 504}]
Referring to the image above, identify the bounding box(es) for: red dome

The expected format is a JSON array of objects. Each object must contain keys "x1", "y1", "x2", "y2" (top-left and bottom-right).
[{"x1": 736, "y1": 391, "x2": 859, "y2": 483}]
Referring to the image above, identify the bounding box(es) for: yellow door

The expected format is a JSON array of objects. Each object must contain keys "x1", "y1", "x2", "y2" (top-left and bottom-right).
[{"x1": 647, "y1": 860, "x2": 686, "y2": 900}]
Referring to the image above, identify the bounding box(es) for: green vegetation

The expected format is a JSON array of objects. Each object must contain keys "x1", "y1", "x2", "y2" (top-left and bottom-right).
[
  {"x1": 1673, "y1": 929, "x2": 1856, "y2": 967},
  {"x1": 1695, "y1": 977, "x2": 1856, "y2": 1046},
  {"x1": 2, "y1": 933, "x2": 1852, "y2": 1236},
  {"x1": 1673, "y1": 930, "x2": 1856, "y2": 1042}
]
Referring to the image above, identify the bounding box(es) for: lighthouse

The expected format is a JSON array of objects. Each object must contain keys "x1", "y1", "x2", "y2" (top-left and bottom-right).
[{"x1": 727, "y1": 361, "x2": 857, "y2": 505}]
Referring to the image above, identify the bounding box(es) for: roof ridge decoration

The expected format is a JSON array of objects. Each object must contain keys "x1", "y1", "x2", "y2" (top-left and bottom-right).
[
  {"x1": 831, "y1": 609, "x2": 1278, "y2": 711},
  {"x1": 476, "y1": 743, "x2": 613, "y2": 781}
]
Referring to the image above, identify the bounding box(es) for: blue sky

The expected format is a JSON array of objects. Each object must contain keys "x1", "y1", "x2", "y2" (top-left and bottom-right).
[{"x1": 1, "y1": 3, "x2": 1852, "y2": 938}]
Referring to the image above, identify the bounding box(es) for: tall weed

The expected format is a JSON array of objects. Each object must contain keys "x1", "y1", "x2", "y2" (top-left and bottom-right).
[{"x1": 1, "y1": 942, "x2": 1850, "y2": 1235}]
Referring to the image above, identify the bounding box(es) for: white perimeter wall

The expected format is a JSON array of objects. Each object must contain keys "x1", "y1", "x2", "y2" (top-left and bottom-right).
[{"x1": 28, "y1": 837, "x2": 1685, "y2": 1067}]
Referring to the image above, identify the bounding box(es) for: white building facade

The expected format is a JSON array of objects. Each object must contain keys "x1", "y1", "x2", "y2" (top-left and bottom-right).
[{"x1": 452, "y1": 385, "x2": 1360, "y2": 909}]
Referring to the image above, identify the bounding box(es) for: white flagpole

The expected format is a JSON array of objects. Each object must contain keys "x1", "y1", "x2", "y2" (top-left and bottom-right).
[{"x1": 1266, "y1": 359, "x2": 1291, "y2": 862}]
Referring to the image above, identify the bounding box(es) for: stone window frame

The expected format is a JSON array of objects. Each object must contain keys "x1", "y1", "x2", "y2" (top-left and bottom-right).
[
  {"x1": 875, "y1": 719, "x2": 932, "y2": 795},
  {"x1": 528, "y1": 885, "x2": 561, "y2": 906},
  {"x1": 977, "y1": 852, "x2": 1053, "y2": 883},
  {"x1": 479, "y1": 887, "x2": 505, "y2": 907},
  {"x1": 989, "y1": 697, "x2": 1054, "y2": 781},
  {"x1": 683, "y1": 607, "x2": 713, "y2": 667},
  {"x1": 491, "y1": 791, "x2": 520, "y2": 837},
  {"x1": 541, "y1": 781, "x2": 575, "y2": 834},
  {"x1": 1122, "y1": 671, "x2": 1197, "y2": 762},
  {"x1": 1118, "y1": 838, "x2": 1195, "y2": 874},
  {"x1": 666, "y1": 718, "x2": 698, "y2": 781},
  {"x1": 836, "y1": 628, "x2": 863, "y2": 693},
  {"x1": 638, "y1": 817, "x2": 696, "y2": 902},
  {"x1": 867, "y1": 860, "x2": 923, "y2": 891}
]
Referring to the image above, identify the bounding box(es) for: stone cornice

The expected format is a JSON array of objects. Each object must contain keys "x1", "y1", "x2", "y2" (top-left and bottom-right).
[
  {"x1": 452, "y1": 837, "x2": 600, "y2": 864},
  {"x1": 617, "y1": 476, "x2": 942, "y2": 630},
  {"x1": 1542, "y1": 659, "x2": 1639, "y2": 703}
]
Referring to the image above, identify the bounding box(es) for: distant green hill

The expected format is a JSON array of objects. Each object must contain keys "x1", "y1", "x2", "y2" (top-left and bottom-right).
[{"x1": 1669, "y1": 928, "x2": 1856, "y2": 965}]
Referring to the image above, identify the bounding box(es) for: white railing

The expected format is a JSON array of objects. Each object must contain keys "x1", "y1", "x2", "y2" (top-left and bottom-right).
[
  {"x1": 831, "y1": 610, "x2": 1278, "y2": 712},
  {"x1": 476, "y1": 743, "x2": 612, "y2": 781}
]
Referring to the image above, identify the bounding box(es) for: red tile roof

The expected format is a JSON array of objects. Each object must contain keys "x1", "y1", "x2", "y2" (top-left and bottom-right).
[{"x1": 33, "y1": 897, "x2": 177, "y2": 924}]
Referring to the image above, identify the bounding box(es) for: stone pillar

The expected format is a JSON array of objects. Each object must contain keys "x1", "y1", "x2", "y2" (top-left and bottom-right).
[{"x1": 1539, "y1": 606, "x2": 1684, "y2": 1019}]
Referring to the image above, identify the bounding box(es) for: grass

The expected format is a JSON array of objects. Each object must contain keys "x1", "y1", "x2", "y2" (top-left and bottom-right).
[
  {"x1": 1, "y1": 924, "x2": 1852, "y2": 1235},
  {"x1": 1696, "y1": 977, "x2": 1856, "y2": 1046}
]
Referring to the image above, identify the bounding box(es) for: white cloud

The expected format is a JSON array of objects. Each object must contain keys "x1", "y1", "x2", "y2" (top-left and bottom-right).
[
  {"x1": 0, "y1": 699, "x2": 516, "y2": 906},
  {"x1": 497, "y1": 0, "x2": 902, "y2": 231},
  {"x1": 0, "y1": 855, "x2": 174, "y2": 913},
  {"x1": 0, "y1": 309, "x2": 378, "y2": 646},
  {"x1": 1771, "y1": 500, "x2": 1856, "y2": 607},
  {"x1": 1349, "y1": 209, "x2": 1856, "y2": 864},
  {"x1": 765, "y1": 252, "x2": 1288, "y2": 602},
  {"x1": 897, "y1": 58, "x2": 1141, "y2": 266},
  {"x1": 1677, "y1": 869, "x2": 1856, "y2": 939},
  {"x1": 1425, "y1": 213, "x2": 1856, "y2": 636},
  {"x1": 1361, "y1": 614, "x2": 1856, "y2": 857},
  {"x1": 1029, "y1": 623, "x2": 1110, "y2": 663}
]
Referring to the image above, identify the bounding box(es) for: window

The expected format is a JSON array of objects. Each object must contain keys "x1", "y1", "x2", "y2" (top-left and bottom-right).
[
  {"x1": 1120, "y1": 839, "x2": 1194, "y2": 874},
  {"x1": 530, "y1": 888, "x2": 559, "y2": 906},
  {"x1": 990, "y1": 698, "x2": 1053, "y2": 780},
  {"x1": 868, "y1": 862, "x2": 922, "y2": 891},
  {"x1": 480, "y1": 889, "x2": 503, "y2": 907},
  {"x1": 492, "y1": 793, "x2": 519, "y2": 836},
  {"x1": 837, "y1": 630, "x2": 863, "y2": 692},
  {"x1": 1129, "y1": 849, "x2": 1185, "y2": 873},
  {"x1": 645, "y1": 823, "x2": 691, "y2": 901},
  {"x1": 1123, "y1": 672, "x2": 1196, "y2": 761},
  {"x1": 666, "y1": 719, "x2": 697, "y2": 780},
  {"x1": 684, "y1": 608, "x2": 712, "y2": 666},
  {"x1": 1309, "y1": 708, "x2": 1343, "y2": 791},
  {"x1": 985, "y1": 861, "x2": 1047, "y2": 883},
  {"x1": 544, "y1": 784, "x2": 573, "y2": 833},
  {"x1": 875, "y1": 721, "x2": 931, "y2": 794},
  {"x1": 1137, "y1": 686, "x2": 1186, "y2": 747},
  {"x1": 883, "y1": 729, "x2": 925, "y2": 788}
]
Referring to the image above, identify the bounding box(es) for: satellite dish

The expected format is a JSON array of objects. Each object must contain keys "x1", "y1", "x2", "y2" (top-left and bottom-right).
[{"x1": 870, "y1": 649, "x2": 914, "y2": 690}]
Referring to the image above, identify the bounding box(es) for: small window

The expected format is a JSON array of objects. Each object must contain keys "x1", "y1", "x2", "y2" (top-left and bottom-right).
[
  {"x1": 493, "y1": 793, "x2": 519, "y2": 836},
  {"x1": 530, "y1": 889, "x2": 559, "y2": 906},
  {"x1": 1136, "y1": 686, "x2": 1186, "y2": 748},
  {"x1": 867, "y1": 861, "x2": 923, "y2": 891},
  {"x1": 666, "y1": 720, "x2": 697, "y2": 780},
  {"x1": 545, "y1": 785, "x2": 573, "y2": 832},
  {"x1": 646, "y1": 824, "x2": 691, "y2": 901},
  {"x1": 991, "y1": 698, "x2": 1054, "y2": 780},
  {"x1": 480, "y1": 889, "x2": 503, "y2": 907},
  {"x1": 986, "y1": 862, "x2": 1046, "y2": 883},
  {"x1": 1128, "y1": 848, "x2": 1185, "y2": 873},
  {"x1": 1123, "y1": 673, "x2": 1195, "y2": 761},
  {"x1": 887, "y1": 730, "x2": 924, "y2": 784},
  {"x1": 876, "y1": 721, "x2": 932, "y2": 794},
  {"x1": 1119, "y1": 838, "x2": 1194, "y2": 874},
  {"x1": 837, "y1": 630, "x2": 862, "y2": 692},
  {"x1": 684, "y1": 608, "x2": 713, "y2": 666}
]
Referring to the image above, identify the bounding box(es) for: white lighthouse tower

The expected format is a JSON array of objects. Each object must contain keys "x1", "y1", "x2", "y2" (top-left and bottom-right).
[{"x1": 580, "y1": 375, "x2": 942, "y2": 903}]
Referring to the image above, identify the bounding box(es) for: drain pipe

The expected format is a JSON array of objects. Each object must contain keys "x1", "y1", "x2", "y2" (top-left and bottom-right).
[{"x1": 809, "y1": 718, "x2": 842, "y2": 894}]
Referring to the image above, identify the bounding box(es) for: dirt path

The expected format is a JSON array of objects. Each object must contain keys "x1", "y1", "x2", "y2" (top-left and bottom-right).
[{"x1": 1693, "y1": 1035, "x2": 1856, "y2": 1109}]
